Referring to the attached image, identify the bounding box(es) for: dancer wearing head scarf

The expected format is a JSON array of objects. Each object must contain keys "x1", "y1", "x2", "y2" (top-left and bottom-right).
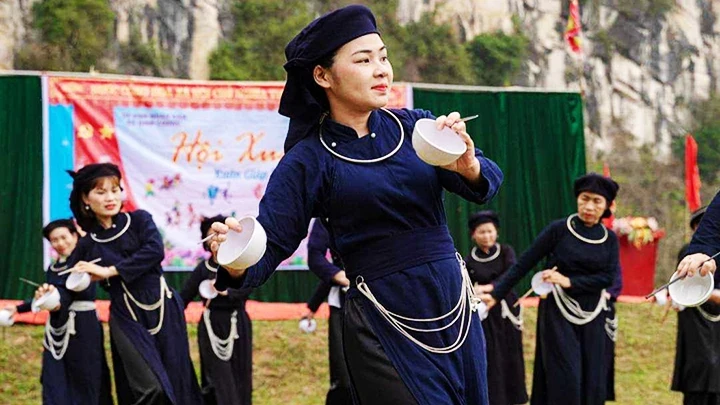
[
  {"x1": 64, "y1": 163, "x2": 202, "y2": 405},
  {"x1": 482, "y1": 173, "x2": 620, "y2": 405},
  {"x1": 5, "y1": 219, "x2": 113, "y2": 405},
  {"x1": 210, "y1": 5, "x2": 504, "y2": 404},
  {"x1": 180, "y1": 215, "x2": 253, "y2": 405},
  {"x1": 672, "y1": 206, "x2": 720, "y2": 405},
  {"x1": 465, "y1": 211, "x2": 528, "y2": 405}
]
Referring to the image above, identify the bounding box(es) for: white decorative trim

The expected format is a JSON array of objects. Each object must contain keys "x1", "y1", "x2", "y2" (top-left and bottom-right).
[
  {"x1": 90, "y1": 213, "x2": 131, "y2": 243},
  {"x1": 551, "y1": 284, "x2": 607, "y2": 325},
  {"x1": 355, "y1": 252, "x2": 477, "y2": 354},
  {"x1": 43, "y1": 311, "x2": 76, "y2": 360},
  {"x1": 471, "y1": 245, "x2": 501, "y2": 263},
  {"x1": 50, "y1": 261, "x2": 68, "y2": 272},
  {"x1": 319, "y1": 108, "x2": 404, "y2": 164},
  {"x1": 205, "y1": 260, "x2": 218, "y2": 273},
  {"x1": 566, "y1": 214, "x2": 608, "y2": 244},
  {"x1": 697, "y1": 306, "x2": 720, "y2": 322},
  {"x1": 500, "y1": 299, "x2": 524, "y2": 331},
  {"x1": 203, "y1": 309, "x2": 239, "y2": 361},
  {"x1": 122, "y1": 276, "x2": 172, "y2": 335}
]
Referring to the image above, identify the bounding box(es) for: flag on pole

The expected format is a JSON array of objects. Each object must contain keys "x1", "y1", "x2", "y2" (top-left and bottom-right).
[
  {"x1": 685, "y1": 134, "x2": 702, "y2": 212},
  {"x1": 565, "y1": 0, "x2": 582, "y2": 54}
]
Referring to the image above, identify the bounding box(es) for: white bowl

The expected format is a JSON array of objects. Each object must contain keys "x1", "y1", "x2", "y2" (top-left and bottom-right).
[
  {"x1": 0, "y1": 309, "x2": 14, "y2": 326},
  {"x1": 33, "y1": 289, "x2": 61, "y2": 311},
  {"x1": 411, "y1": 118, "x2": 467, "y2": 166},
  {"x1": 476, "y1": 301, "x2": 489, "y2": 321},
  {"x1": 217, "y1": 217, "x2": 267, "y2": 270},
  {"x1": 66, "y1": 272, "x2": 91, "y2": 292},
  {"x1": 668, "y1": 270, "x2": 714, "y2": 307},
  {"x1": 199, "y1": 279, "x2": 218, "y2": 300},
  {"x1": 299, "y1": 318, "x2": 317, "y2": 333},
  {"x1": 532, "y1": 272, "x2": 554, "y2": 296}
]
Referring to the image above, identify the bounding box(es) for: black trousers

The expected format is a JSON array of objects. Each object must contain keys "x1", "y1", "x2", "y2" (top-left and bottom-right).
[
  {"x1": 327, "y1": 305, "x2": 352, "y2": 405},
  {"x1": 343, "y1": 297, "x2": 418, "y2": 405},
  {"x1": 684, "y1": 393, "x2": 720, "y2": 405},
  {"x1": 110, "y1": 319, "x2": 169, "y2": 405}
]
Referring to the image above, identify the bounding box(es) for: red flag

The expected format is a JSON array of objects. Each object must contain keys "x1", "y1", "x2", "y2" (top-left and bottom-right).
[
  {"x1": 601, "y1": 162, "x2": 614, "y2": 229},
  {"x1": 565, "y1": 0, "x2": 582, "y2": 54},
  {"x1": 602, "y1": 161, "x2": 611, "y2": 177},
  {"x1": 685, "y1": 134, "x2": 702, "y2": 212}
]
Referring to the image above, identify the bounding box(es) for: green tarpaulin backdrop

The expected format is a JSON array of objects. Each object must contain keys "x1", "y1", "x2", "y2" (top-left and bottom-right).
[{"x1": 0, "y1": 77, "x2": 585, "y2": 302}]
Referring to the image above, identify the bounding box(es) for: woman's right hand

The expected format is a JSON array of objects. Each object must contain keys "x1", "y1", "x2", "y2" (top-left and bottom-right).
[
  {"x1": 677, "y1": 253, "x2": 716, "y2": 278},
  {"x1": 332, "y1": 271, "x2": 350, "y2": 287},
  {"x1": 209, "y1": 217, "x2": 243, "y2": 251},
  {"x1": 34, "y1": 284, "x2": 61, "y2": 312},
  {"x1": 473, "y1": 284, "x2": 494, "y2": 295},
  {"x1": 479, "y1": 294, "x2": 497, "y2": 310},
  {"x1": 34, "y1": 284, "x2": 56, "y2": 300},
  {"x1": 210, "y1": 217, "x2": 247, "y2": 278}
]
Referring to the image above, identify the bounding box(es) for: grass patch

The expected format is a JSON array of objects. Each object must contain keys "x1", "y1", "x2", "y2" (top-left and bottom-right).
[{"x1": 0, "y1": 304, "x2": 682, "y2": 404}]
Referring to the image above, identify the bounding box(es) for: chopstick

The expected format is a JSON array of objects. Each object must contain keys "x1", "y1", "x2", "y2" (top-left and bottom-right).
[
  {"x1": 198, "y1": 233, "x2": 216, "y2": 245},
  {"x1": 513, "y1": 287, "x2": 534, "y2": 308},
  {"x1": 645, "y1": 251, "x2": 720, "y2": 299},
  {"x1": 459, "y1": 115, "x2": 479, "y2": 123},
  {"x1": 58, "y1": 258, "x2": 102, "y2": 276},
  {"x1": 18, "y1": 278, "x2": 41, "y2": 288}
]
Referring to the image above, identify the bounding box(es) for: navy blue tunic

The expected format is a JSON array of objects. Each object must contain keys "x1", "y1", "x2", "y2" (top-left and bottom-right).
[
  {"x1": 688, "y1": 191, "x2": 720, "y2": 258},
  {"x1": 466, "y1": 244, "x2": 528, "y2": 405},
  {"x1": 307, "y1": 221, "x2": 343, "y2": 283},
  {"x1": 491, "y1": 216, "x2": 618, "y2": 405},
  {"x1": 180, "y1": 259, "x2": 253, "y2": 405},
  {"x1": 25, "y1": 261, "x2": 113, "y2": 405},
  {"x1": 68, "y1": 210, "x2": 202, "y2": 405},
  {"x1": 673, "y1": 242, "x2": 720, "y2": 398},
  {"x1": 217, "y1": 107, "x2": 503, "y2": 404}
]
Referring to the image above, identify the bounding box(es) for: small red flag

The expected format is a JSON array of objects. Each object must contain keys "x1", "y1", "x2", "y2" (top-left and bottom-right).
[
  {"x1": 565, "y1": 0, "x2": 582, "y2": 54},
  {"x1": 685, "y1": 135, "x2": 702, "y2": 212}
]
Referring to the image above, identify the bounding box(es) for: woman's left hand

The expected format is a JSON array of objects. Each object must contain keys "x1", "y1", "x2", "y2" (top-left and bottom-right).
[
  {"x1": 435, "y1": 112, "x2": 480, "y2": 181},
  {"x1": 72, "y1": 262, "x2": 118, "y2": 281},
  {"x1": 542, "y1": 268, "x2": 571, "y2": 288}
]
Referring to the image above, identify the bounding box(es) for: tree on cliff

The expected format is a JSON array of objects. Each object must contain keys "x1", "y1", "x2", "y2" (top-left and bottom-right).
[{"x1": 15, "y1": 0, "x2": 114, "y2": 72}]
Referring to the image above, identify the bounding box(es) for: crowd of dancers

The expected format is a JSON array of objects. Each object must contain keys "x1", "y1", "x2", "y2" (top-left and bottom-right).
[{"x1": 6, "y1": 3, "x2": 720, "y2": 405}]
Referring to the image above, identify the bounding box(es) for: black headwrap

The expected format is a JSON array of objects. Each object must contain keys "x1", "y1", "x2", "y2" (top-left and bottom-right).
[
  {"x1": 42, "y1": 218, "x2": 79, "y2": 241},
  {"x1": 468, "y1": 210, "x2": 500, "y2": 232},
  {"x1": 573, "y1": 173, "x2": 620, "y2": 219},
  {"x1": 67, "y1": 163, "x2": 122, "y2": 229},
  {"x1": 279, "y1": 4, "x2": 379, "y2": 152},
  {"x1": 690, "y1": 206, "x2": 707, "y2": 230},
  {"x1": 200, "y1": 215, "x2": 227, "y2": 252}
]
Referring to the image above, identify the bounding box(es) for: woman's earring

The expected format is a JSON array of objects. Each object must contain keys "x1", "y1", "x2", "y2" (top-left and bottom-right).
[{"x1": 84, "y1": 205, "x2": 90, "y2": 211}]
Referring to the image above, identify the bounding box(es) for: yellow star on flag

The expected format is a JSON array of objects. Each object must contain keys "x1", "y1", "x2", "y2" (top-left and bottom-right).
[
  {"x1": 99, "y1": 124, "x2": 115, "y2": 140},
  {"x1": 77, "y1": 123, "x2": 94, "y2": 139}
]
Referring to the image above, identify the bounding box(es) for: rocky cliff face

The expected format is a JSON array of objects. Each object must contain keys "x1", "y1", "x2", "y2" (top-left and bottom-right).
[
  {"x1": 1, "y1": 0, "x2": 717, "y2": 158},
  {"x1": 399, "y1": 0, "x2": 720, "y2": 159}
]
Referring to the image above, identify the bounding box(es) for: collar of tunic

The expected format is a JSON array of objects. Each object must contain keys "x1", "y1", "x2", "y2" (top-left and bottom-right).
[
  {"x1": 49, "y1": 260, "x2": 68, "y2": 272},
  {"x1": 319, "y1": 109, "x2": 404, "y2": 162},
  {"x1": 90, "y1": 212, "x2": 132, "y2": 243},
  {"x1": 205, "y1": 259, "x2": 219, "y2": 273},
  {"x1": 566, "y1": 214, "x2": 608, "y2": 244},
  {"x1": 471, "y1": 244, "x2": 501, "y2": 263}
]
